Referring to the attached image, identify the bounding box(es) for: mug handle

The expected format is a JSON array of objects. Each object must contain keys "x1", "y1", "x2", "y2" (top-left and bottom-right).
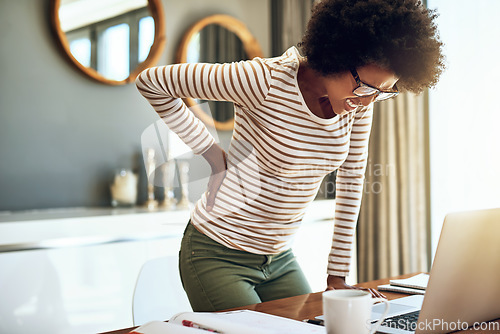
[{"x1": 369, "y1": 298, "x2": 390, "y2": 334}]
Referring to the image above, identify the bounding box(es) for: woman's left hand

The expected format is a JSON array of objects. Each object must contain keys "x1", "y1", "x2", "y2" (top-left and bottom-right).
[
  {"x1": 326, "y1": 275, "x2": 386, "y2": 299},
  {"x1": 201, "y1": 143, "x2": 227, "y2": 212}
]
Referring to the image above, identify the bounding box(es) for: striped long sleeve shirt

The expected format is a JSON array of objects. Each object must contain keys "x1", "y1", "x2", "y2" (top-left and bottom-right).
[{"x1": 136, "y1": 47, "x2": 373, "y2": 277}]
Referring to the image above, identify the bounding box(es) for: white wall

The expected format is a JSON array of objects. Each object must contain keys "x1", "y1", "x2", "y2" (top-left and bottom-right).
[{"x1": 428, "y1": 0, "x2": 500, "y2": 257}]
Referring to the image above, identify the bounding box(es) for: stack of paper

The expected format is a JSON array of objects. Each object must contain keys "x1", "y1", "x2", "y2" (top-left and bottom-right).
[
  {"x1": 377, "y1": 273, "x2": 429, "y2": 295},
  {"x1": 130, "y1": 310, "x2": 326, "y2": 334}
]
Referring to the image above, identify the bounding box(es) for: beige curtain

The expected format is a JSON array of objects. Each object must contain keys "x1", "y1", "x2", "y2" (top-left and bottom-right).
[
  {"x1": 357, "y1": 93, "x2": 431, "y2": 282},
  {"x1": 271, "y1": 0, "x2": 315, "y2": 56}
]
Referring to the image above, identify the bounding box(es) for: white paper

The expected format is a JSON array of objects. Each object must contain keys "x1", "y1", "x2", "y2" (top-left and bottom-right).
[
  {"x1": 389, "y1": 273, "x2": 429, "y2": 290},
  {"x1": 168, "y1": 310, "x2": 326, "y2": 334},
  {"x1": 130, "y1": 321, "x2": 204, "y2": 333},
  {"x1": 377, "y1": 283, "x2": 426, "y2": 295}
]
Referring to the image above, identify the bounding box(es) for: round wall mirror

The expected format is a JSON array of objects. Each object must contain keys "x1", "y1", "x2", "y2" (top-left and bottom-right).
[
  {"x1": 176, "y1": 15, "x2": 263, "y2": 130},
  {"x1": 50, "y1": 0, "x2": 166, "y2": 85}
]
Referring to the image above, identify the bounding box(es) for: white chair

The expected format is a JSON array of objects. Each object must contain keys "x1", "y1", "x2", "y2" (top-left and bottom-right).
[{"x1": 132, "y1": 256, "x2": 192, "y2": 326}]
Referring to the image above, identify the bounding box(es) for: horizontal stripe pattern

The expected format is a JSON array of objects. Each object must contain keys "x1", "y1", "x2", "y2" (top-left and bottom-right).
[{"x1": 136, "y1": 47, "x2": 373, "y2": 277}]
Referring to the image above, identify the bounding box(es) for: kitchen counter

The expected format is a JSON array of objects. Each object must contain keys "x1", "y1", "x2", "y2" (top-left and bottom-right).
[
  {"x1": 0, "y1": 207, "x2": 191, "y2": 253},
  {"x1": 0, "y1": 200, "x2": 342, "y2": 334}
]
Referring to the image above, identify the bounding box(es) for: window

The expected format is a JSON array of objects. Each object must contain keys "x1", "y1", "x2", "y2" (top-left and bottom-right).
[
  {"x1": 65, "y1": 8, "x2": 153, "y2": 81},
  {"x1": 98, "y1": 23, "x2": 130, "y2": 80},
  {"x1": 138, "y1": 16, "x2": 155, "y2": 62},
  {"x1": 69, "y1": 35, "x2": 91, "y2": 68},
  {"x1": 428, "y1": 0, "x2": 500, "y2": 257}
]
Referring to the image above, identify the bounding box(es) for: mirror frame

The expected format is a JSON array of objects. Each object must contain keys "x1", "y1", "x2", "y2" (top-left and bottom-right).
[
  {"x1": 176, "y1": 14, "x2": 264, "y2": 130},
  {"x1": 50, "y1": 0, "x2": 166, "y2": 85}
]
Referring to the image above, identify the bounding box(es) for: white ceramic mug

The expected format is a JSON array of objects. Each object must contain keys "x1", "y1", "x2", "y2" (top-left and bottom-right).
[{"x1": 322, "y1": 289, "x2": 389, "y2": 334}]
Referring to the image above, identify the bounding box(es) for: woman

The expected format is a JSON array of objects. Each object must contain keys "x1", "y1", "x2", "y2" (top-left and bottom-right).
[{"x1": 136, "y1": 0, "x2": 444, "y2": 312}]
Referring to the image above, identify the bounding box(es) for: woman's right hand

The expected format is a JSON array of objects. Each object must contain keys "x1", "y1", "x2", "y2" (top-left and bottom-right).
[
  {"x1": 326, "y1": 275, "x2": 386, "y2": 299},
  {"x1": 201, "y1": 143, "x2": 227, "y2": 211}
]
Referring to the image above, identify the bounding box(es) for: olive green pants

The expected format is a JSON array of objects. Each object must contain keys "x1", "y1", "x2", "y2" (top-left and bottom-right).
[{"x1": 179, "y1": 222, "x2": 312, "y2": 312}]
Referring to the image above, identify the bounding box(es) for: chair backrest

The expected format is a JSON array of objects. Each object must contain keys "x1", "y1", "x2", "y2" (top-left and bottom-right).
[{"x1": 132, "y1": 256, "x2": 192, "y2": 326}]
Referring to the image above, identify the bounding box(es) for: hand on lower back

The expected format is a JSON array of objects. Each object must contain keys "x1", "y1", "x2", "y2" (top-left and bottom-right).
[{"x1": 202, "y1": 144, "x2": 227, "y2": 211}]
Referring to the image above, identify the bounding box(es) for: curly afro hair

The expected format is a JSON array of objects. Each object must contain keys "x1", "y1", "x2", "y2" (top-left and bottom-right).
[{"x1": 300, "y1": 0, "x2": 445, "y2": 93}]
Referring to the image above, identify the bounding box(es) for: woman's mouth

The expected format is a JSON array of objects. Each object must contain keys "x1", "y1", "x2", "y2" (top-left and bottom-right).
[{"x1": 345, "y1": 98, "x2": 359, "y2": 111}]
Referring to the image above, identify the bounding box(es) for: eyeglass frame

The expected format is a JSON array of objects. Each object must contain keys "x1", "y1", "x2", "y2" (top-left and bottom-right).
[{"x1": 350, "y1": 69, "x2": 399, "y2": 101}]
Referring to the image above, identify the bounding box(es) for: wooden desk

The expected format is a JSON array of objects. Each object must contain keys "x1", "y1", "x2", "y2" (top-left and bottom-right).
[
  {"x1": 102, "y1": 273, "x2": 500, "y2": 334},
  {"x1": 224, "y1": 273, "x2": 416, "y2": 322}
]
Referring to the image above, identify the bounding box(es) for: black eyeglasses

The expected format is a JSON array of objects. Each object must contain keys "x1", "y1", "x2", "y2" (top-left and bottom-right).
[{"x1": 350, "y1": 69, "x2": 399, "y2": 102}]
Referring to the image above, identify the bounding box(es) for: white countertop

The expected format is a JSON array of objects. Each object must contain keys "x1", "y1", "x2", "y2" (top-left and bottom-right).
[
  {"x1": 0, "y1": 207, "x2": 192, "y2": 252},
  {"x1": 0, "y1": 200, "x2": 335, "y2": 253}
]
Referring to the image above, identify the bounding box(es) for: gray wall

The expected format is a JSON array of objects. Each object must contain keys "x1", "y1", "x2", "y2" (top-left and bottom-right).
[{"x1": 0, "y1": 0, "x2": 270, "y2": 211}]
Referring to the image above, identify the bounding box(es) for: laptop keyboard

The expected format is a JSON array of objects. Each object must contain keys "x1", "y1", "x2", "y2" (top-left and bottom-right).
[{"x1": 381, "y1": 310, "x2": 420, "y2": 330}]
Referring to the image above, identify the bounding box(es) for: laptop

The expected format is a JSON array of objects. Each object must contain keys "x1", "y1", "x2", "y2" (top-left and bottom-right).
[{"x1": 318, "y1": 207, "x2": 500, "y2": 333}]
